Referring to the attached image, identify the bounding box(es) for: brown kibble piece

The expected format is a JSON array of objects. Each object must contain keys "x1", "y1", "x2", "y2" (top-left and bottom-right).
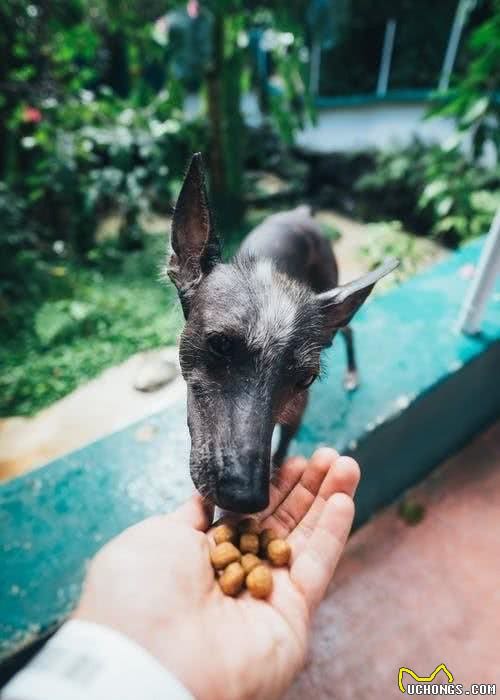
[
  {"x1": 240, "y1": 533, "x2": 260, "y2": 555},
  {"x1": 213, "y1": 523, "x2": 237, "y2": 545},
  {"x1": 237, "y1": 518, "x2": 260, "y2": 534},
  {"x1": 267, "y1": 538, "x2": 291, "y2": 566},
  {"x1": 259, "y1": 528, "x2": 278, "y2": 553},
  {"x1": 211, "y1": 542, "x2": 241, "y2": 570},
  {"x1": 240, "y1": 553, "x2": 261, "y2": 575},
  {"x1": 219, "y1": 562, "x2": 245, "y2": 596},
  {"x1": 246, "y1": 565, "x2": 273, "y2": 599}
]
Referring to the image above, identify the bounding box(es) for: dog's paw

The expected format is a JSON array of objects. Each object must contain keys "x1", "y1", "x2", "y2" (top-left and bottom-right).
[{"x1": 343, "y1": 370, "x2": 359, "y2": 392}]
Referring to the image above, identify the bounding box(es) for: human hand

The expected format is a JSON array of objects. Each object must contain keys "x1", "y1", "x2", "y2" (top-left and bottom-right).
[{"x1": 74, "y1": 448, "x2": 360, "y2": 700}]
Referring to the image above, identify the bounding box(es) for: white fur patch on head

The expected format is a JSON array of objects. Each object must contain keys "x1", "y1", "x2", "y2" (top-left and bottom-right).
[{"x1": 248, "y1": 259, "x2": 298, "y2": 351}]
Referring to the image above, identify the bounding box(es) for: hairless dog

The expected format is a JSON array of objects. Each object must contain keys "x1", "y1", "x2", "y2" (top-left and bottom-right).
[{"x1": 168, "y1": 153, "x2": 398, "y2": 513}]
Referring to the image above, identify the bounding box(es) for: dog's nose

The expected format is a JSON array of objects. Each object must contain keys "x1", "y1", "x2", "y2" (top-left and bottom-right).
[{"x1": 216, "y1": 480, "x2": 269, "y2": 514}]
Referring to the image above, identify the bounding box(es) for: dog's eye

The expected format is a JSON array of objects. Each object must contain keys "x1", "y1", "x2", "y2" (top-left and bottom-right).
[
  {"x1": 207, "y1": 333, "x2": 232, "y2": 357},
  {"x1": 296, "y1": 373, "x2": 317, "y2": 390}
]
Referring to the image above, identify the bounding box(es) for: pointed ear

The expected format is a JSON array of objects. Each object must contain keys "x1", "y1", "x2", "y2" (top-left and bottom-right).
[
  {"x1": 317, "y1": 258, "x2": 399, "y2": 336},
  {"x1": 167, "y1": 153, "x2": 221, "y2": 317}
]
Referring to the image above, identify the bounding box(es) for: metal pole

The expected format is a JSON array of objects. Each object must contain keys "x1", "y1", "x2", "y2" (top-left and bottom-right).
[
  {"x1": 438, "y1": 0, "x2": 476, "y2": 92},
  {"x1": 310, "y1": 40, "x2": 321, "y2": 96},
  {"x1": 376, "y1": 19, "x2": 396, "y2": 97},
  {"x1": 457, "y1": 208, "x2": 500, "y2": 335}
]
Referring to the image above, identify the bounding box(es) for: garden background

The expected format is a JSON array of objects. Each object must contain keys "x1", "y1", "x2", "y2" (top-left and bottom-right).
[{"x1": 1, "y1": 0, "x2": 499, "y2": 419}]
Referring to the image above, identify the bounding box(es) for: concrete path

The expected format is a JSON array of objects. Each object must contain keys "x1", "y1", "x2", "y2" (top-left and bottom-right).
[
  {"x1": 286, "y1": 420, "x2": 500, "y2": 699},
  {"x1": 0, "y1": 348, "x2": 185, "y2": 482}
]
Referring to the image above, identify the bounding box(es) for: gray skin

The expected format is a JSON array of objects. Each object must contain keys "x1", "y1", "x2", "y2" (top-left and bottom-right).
[{"x1": 168, "y1": 154, "x2": 397, "y2": 513}]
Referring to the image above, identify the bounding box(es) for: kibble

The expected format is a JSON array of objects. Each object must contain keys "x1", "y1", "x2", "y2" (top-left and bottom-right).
[
  {"x1": 213, "y1": 522, "x2": 237, "y2": 545},
  {"x1": 209, "y1": 521, "x2": 291, "y2": 599},
  {"x1": 211, "y1": 542, "x2": 241, "y2": 570},
  {"x1": 259, "y1": 528, "x2": 277, "y2": 553},
  {"x1": 219, "y1": 562, "x2": 245, "y2": 596},
  {"x1": 239, "y1": 532, "x2": 260, "y2": 555},
  {"x1": 240, "y1": 553, "x2": 261, "y2": 575},
  {"x1": 246, "y1": 565, "x2": 273, "y2": 599},
  {"x1": 267, "y1": 538, "x2": 291, "y2": 567}
]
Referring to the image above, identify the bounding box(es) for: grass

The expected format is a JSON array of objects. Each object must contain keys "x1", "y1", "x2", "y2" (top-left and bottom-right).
[{"x1": 0, "y1": 235, "x2": 183, "y2": 417}]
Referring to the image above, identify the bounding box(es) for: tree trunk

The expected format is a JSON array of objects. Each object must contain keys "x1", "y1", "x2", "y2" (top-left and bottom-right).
[{"x1": 205, "y1": 11, "x2": 245, "y2": 233}]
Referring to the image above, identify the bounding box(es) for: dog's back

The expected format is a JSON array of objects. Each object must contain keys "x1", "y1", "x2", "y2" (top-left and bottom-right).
[{"x1": 237, "y1": 206, "x2": 339, "y2": 293}]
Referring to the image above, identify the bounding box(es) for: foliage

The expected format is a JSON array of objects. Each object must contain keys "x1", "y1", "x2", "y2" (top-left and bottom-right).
[
  {"x1": 0, "y1": 182, "x2": 45, "y2": 301},
  {"x1": 428, "y1": 0, "x2": 500, "y2": 161},
  {"x1": 19, "y1": 88, "x2": 205, "y2": 255},
  {"x1": 0, "y1": 235, "x2": 183, "y2": 417},
  {"x1": 359, "y1": 220, "x2": 443, "y2": 289},
  {"x1": 417, "y1": 138, "x2": 499, "y2": 241},
  {"x1": 354, "y1": 144, "x2": 428, "y2": 232},
  {"x1": 354, "y1": 140, "x2": 499, "y2": 244}
]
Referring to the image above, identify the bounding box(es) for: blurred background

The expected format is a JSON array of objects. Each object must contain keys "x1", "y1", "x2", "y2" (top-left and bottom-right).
[{"x1": 0, "y1": 0, "x2": 499, "y2": 477}]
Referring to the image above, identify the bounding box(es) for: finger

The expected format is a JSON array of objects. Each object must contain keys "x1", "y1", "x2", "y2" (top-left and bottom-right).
[
  {"x1": 290, "y1": 492, "x2": 354, "y2": 613},
  {"x1": 170, "y1": 493, "x2": 214, "y2": 531},
  {"x1": 287, "y1": 455, "x2": 360, "y2": 553},
  {"x1": 261, "y1": 448, "x2": 339, "y2": 537},
  {"x1": 257, "y1": 456, "x2": 308, "y2": 521}
]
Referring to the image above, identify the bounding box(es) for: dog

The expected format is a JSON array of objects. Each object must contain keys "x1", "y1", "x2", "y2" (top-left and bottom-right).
[{"x1": 168, "y1": 153, "x2": 397, "y2": 513}]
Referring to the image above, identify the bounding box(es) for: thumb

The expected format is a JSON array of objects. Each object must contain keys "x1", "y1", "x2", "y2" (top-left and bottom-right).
[{"x1": 170, "y1": 492, "x2": 214, "y2": 531}]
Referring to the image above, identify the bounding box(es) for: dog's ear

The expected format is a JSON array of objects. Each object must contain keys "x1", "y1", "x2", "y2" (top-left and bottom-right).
[
  {"x1": 317, "y1": 259, "x2": 398, "y2": 337},
  {"x1": 168, "y1": 153, "x2": 221, "y2": 317}
]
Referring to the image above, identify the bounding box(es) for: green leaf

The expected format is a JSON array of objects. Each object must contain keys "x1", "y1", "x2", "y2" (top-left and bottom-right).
[
  {"x1": 461, "y1": 97, "x2": 489, "y2": 127},
  {"x1": 436, "y1": 196, "x2": 453, "y2": 217},
  {"x1": 34, "y1": 302, "x2": 73, "y2": 346}
]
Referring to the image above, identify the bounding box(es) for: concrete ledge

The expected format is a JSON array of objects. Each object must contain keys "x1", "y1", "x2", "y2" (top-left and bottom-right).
[
  {"x1": 1, "y1": 238, "x2": 499, "y2": 672},
  {"x1": 289, "y1": 239, "x2": 500, "y2": 525}
]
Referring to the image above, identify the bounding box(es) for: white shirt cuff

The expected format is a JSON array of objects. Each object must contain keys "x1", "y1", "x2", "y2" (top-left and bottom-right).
[{"x1": 2, "y1": 619, "x2": 194, "y2": 700}]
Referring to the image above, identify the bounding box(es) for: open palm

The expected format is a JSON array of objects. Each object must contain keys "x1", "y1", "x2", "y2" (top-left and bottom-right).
[{"x1": 76, "y1": 448, "x2": 360, "y2": 700}]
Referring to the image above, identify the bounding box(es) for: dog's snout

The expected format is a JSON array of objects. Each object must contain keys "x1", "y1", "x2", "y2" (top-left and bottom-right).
[
  {"x1": 216, "y1": 467, "x2": 270, "y2": 514},
  {"x1": 216, "y1": 483, "x2": 269, "y2": 514}
]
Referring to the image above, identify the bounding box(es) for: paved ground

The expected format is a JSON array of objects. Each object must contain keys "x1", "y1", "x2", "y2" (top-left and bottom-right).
[
  {"x1": 0, "y1": 348, "x2": 185, "y2": 482},
  {"x1": 286, "y1": 419, "x2": 500, "y2": 699}
]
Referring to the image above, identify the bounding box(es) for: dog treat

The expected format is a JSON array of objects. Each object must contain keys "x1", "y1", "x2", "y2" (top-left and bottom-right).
[
  {"x1": 246, "y1": 565, "x2": 273, "y2": 599},
  {"x1": 267, "y1": 539, "x2": 291, "y2": 567},
  {"x1": 237, "y1": 518, "x2": 260, "y2": 534},
  {"x1": 240, "y1": 553, "x2": 262, "y2": 575},
  {"x1": 259, "y1": 528, "x2": 278, "y2": 553},
  {"x1": 209, "y1": 521, "x2": 291, "y2": 598},
  {"x1": 213, "y1": 523, "x2": 238, "y2": 545},
  {"x1": 211, "y1": 542, "x2": 241, "y2": 570},
  {"x1": 219, "y1": 562, "x2": 245, "y2": 596},
  {"x1": 239, "y1": 532, "x2": 260, "y2": 555}
]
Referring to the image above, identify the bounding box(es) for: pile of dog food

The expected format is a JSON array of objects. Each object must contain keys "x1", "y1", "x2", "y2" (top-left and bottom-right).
[{"x1": 209, "y1": 518, "x2": 291, "y2": 599}]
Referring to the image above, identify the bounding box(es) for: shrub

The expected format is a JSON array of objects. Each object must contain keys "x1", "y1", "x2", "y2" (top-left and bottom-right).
[{"x1": 354, "y1": 140, "x2": 499, "y2": 244}]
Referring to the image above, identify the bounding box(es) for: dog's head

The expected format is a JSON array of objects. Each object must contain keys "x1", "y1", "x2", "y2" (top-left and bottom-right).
[{"x1": 168, "y1": 154, "x2": 396, "y2": 513}]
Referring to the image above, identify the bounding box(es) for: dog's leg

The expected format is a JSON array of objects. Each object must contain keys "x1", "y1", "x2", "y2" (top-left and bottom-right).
[
  {"x1": 340, "y1": 326, "x2": 359, "y2": 391},
  {"x1": 273, "y1": 391, "x2": 309, "y2": 468}
]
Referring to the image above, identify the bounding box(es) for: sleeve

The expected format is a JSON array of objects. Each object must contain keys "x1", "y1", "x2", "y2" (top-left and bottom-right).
[{"x1": 1, "y1": 619, "x2": 194, "y2": 700}]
